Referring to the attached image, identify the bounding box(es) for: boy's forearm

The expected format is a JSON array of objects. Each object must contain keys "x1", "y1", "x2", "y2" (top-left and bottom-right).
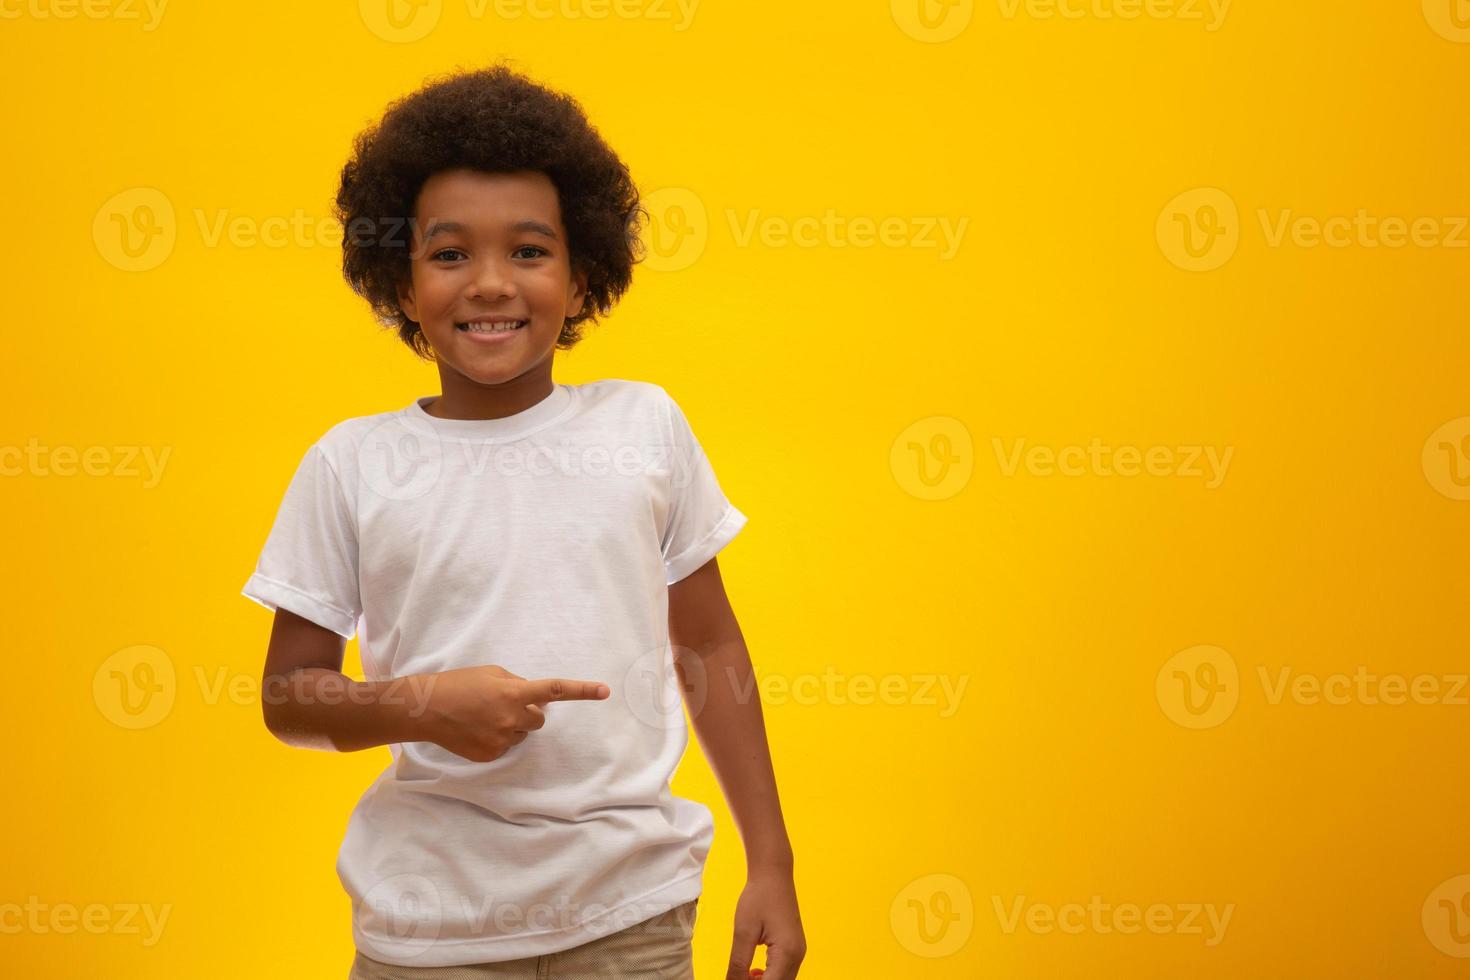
[
  {"x1": 679, "y1": 637, "x2": 795, "y2": 872},
  {"x1": 263, "y1": 668, "x2": 432, "y2": 753}
]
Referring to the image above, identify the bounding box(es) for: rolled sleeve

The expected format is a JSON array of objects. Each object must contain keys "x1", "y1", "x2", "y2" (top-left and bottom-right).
[
  {"x1": 659, "y1": 390, "x2": 748, "y2": 586},
  {"x1": 241, "y1": 443, "x2": 363, "y2": 639}
]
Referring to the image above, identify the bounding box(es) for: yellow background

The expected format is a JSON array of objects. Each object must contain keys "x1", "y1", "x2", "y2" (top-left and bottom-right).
[{"x1": 5, "y1": 0, "x2": 1470, "y2": 976}]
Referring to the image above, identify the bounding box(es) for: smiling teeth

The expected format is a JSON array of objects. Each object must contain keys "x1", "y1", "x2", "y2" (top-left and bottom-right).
[{"x1": 462, "y1": 321, "x2": 525, "y2": 333}]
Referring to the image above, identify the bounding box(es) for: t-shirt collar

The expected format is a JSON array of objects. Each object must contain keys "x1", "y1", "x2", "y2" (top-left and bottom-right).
[{"x1": 405, "y1": 383, "x2": 575, "y2": 441}]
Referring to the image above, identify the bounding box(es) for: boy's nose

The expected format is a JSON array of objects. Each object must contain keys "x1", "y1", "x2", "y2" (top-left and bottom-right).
[{"x1": 471, "y1": 260, "x2": 517, "y2": 298}]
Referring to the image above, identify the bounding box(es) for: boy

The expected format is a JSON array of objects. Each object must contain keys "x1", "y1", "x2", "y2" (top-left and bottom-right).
[{"x1": 241, "y1": 65, "x2": 805, "y2": 978}]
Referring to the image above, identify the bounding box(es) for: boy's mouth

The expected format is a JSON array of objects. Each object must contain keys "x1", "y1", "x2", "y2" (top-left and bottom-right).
[{"x1": 456, "y1": 319, "x2": 528, "y2": 334}]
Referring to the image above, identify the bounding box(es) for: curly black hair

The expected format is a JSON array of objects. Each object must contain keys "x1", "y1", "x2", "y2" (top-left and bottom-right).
[{"x1": 334, "y1": 63, "x2": 645, "y2": 359}]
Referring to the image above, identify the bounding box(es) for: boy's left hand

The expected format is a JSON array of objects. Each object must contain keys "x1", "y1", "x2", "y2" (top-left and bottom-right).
[{"x1": 725, "y1": 869, "x2": 806, "y2": 980}]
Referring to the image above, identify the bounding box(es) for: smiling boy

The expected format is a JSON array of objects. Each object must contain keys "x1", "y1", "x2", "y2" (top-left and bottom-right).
[{"x1": 241, "y1": 65, "x2": 805, "y2": 978}]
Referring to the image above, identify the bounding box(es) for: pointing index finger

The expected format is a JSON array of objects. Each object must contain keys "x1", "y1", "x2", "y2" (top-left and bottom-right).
[{"x1": 522, "y1": 678, "x2": 610, "y2": 703}]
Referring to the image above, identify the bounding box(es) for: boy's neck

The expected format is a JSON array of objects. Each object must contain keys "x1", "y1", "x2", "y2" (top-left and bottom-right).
[{"x1": 425, "y1": 371, "x2": 557, "y2": 421}]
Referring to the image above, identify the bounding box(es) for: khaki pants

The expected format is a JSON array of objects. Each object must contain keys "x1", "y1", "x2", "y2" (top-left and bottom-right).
[{"x1": 347, "y1": 899, "x2": 698, "y2": 980}]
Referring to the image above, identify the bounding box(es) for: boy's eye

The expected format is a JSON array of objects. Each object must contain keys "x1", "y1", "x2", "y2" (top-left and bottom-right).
[{"x1": 431, "y1": 246, "x2": 547, "y2": 261}]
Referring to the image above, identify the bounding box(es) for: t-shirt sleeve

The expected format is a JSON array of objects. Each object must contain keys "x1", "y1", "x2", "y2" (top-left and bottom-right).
[
  {"x1": 660, "y1": 389, "x2": 748, "y2": 586},
  {"x1": 241, "y1": 443, "x2": 363, "y2": 639}
]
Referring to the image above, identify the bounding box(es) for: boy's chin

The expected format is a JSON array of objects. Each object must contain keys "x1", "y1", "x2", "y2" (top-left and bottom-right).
[
  {"x1": 446, "y1": 354, "x2": 544, "y2": 387},
  {"x1": 454, "y1": 362, "x2": 527, "y2": 385}
]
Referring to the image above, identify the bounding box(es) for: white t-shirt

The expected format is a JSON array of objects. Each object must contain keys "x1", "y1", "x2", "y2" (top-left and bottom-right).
[{"x1": 241, "y1": 379, "x2": 747, "y2": 966}]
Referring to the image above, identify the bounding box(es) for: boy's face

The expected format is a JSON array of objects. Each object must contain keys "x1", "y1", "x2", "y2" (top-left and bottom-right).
[{"x1": 397, "y1": 168, "x2": 588, "y2": 388}]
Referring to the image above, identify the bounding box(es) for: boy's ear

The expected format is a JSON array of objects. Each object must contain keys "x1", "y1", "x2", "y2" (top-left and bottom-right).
[
  {"x1": 396, "y1": 279, "x2": 418, "y2": 322},
  {"x1": 567, "y1": 266, "x2": 589, "y2": 319}
]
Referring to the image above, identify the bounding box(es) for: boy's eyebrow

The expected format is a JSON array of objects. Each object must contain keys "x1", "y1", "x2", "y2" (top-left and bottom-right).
[{"x1": 422, "y1": 219, "x2": 560, "y2": 242}]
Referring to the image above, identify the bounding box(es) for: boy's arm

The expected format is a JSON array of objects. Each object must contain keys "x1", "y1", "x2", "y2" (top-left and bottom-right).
[
  {"x1": 668, "y1": 556, "x2": 806, "y2": 979},
  {"x1": 259, "y1": 609, "x2": 609, "y2": 756},
  {"x1": 260, "y1": 608, "x2": 424, "y2": 752}
]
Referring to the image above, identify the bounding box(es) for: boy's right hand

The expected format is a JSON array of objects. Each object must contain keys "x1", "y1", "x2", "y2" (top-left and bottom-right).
[{"x1": 412, "y1": 664, "x2": 610, "y2": 762}]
